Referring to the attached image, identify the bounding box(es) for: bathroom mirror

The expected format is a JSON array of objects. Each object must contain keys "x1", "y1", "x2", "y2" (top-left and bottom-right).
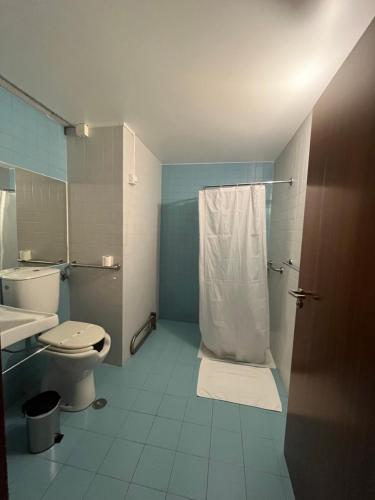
[
  {"x1": 0, "y1": 161, "x2": 68, "y2": 268},
  {"x1": 0, "y1": 164, "x2": 17, "y2": 269}
]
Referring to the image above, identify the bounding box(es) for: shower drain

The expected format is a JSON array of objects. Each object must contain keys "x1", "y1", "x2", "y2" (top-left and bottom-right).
[{"x1": 92, "y1": 398, "x2": 107, "y2": 410}]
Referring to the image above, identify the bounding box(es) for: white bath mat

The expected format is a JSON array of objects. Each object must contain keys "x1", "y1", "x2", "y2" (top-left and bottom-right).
[
  {"x1": 197, "y1": 358, "x2": 282, "y2": 412},
  {"x1": 197, "y1": 341, "x2": 276, "y2": 369}
]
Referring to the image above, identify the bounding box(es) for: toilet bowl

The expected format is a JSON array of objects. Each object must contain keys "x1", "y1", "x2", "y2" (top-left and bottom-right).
[
  {"x1": 0, "y1": 267, "x2": 112, "y2": 412},
  {"x1": 38, "y1": 321, "x2": 111, "y2": 412}
]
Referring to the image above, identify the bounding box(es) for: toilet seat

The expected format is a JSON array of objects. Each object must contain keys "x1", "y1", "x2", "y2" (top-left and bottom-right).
[{"x1": 39, "y1": 321, "x2": 106, "y2": 352}]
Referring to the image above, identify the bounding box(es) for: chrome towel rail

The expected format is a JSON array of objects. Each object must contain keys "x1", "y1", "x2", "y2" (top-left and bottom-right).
[
  {"x1": 70, "y1": 261, "x2": 121, "y2": 271},
  {"x1": 267, "y1": 261, "x2": 284, "y2": 274}
]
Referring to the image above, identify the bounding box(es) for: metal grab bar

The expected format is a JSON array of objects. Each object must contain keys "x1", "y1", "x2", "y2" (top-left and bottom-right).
[
  {"x1": 17, "y1": 259, "x2": 65, "y2": 265},
  {"x1": 16, "y1": 259, "x2": 120, "y2": 271},
  {"x1": 130, "y1": 312, "x2": 157, "y2": 355},
  {"x1": 70, "y1": 261, "x2": 121, "y2": 271},
  {"x1": 267, "y1": 261, "x2": 284, "y2": 274},
  {"x1": 282, "y1": 259, "x2": 300, "y2": 272}
]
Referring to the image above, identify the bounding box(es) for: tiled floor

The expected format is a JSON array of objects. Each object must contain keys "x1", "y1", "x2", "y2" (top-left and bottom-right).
[{"x1": 5, "y1": 320, "x2": 294, "y2": 500}]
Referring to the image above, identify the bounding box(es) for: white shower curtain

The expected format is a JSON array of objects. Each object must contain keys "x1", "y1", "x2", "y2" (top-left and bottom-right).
[{"x1": 199, "y1": 185, "x2": 270, "y2": 364}]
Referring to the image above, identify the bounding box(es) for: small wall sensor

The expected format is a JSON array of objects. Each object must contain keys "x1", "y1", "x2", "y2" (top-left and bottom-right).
[{"x1": 75, "y1": 123, "x2": 89, "y2": 138}]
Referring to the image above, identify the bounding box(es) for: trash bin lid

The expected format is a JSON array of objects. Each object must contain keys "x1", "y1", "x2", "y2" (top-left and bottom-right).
[{"x1": 22, "y1": 391, "x2": 61, "y2": 417}]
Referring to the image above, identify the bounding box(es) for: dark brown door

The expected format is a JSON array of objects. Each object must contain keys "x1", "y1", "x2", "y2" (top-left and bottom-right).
[
  {"x1": 0, "y1": 351, "x2": 9, "y2": 499},
  {"x1": 285, "y1": 17, "x2": 375, "y2": 500}
]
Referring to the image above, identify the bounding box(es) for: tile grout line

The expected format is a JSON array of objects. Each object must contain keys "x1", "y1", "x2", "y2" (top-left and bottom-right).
[{"x1": 238, "y1": 401, "x2": 248, "y2": 500}]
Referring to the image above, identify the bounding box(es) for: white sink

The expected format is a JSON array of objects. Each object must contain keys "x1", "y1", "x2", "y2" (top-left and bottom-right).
[{"x1": 0, "y1": 305, "x2": 58, "y2": 349}]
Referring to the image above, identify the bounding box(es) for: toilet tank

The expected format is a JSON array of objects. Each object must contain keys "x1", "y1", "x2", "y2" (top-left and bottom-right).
[{"x1": 0, "y1": 267, "x2": 61, "y2": 313}]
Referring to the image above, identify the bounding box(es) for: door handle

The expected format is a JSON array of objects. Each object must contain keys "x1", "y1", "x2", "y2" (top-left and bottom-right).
[
  {"x1": 289, "y1": 288, "x2": 317, "y2": 308},
  {"x1": 288, "y1": 289, "x2": 306, "y2": 299}
]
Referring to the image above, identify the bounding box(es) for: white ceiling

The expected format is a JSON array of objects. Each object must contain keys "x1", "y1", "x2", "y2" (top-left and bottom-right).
[{"x1": 0, "y1": 1, "x2": 374, "y2": 163}]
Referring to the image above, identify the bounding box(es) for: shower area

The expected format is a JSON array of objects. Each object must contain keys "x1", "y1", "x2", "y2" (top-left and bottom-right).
[{"x1": 159, "y1": 115, "x2": 312, "y2": 405}]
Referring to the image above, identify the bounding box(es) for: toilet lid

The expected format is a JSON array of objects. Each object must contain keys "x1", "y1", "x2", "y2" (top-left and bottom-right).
[{"x1": 39, "y1": 321, "x2": 106, "y2": 349}]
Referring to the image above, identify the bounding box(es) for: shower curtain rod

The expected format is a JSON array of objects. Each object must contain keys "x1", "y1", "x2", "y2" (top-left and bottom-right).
[{"x1": 202, "y1": 177, "x2": 294, "y2": 189}]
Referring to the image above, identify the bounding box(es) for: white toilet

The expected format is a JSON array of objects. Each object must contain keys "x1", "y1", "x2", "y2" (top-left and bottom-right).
[{"x1": 1, "y1": 267, "x2": 111, "y2": 411}]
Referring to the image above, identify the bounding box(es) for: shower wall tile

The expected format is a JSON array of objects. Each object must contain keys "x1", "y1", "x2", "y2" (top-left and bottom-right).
[
  {"x1": 67, "y1": 126, "x2": 123, "y2": 366},
  {"x1": 0, "y1": 86, "x2": 67, "y2": 180},
  {"x1": 268, "y1": 114, "x2": 312, "y2": 392},
  {"x1": 159, "y1": 162, "x2": 274, "y2": 322}
]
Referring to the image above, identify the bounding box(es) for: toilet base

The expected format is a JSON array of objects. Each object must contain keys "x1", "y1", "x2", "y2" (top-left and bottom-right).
[{"x1": 42, "y1": 364, "x2": 96, "y2": 412}]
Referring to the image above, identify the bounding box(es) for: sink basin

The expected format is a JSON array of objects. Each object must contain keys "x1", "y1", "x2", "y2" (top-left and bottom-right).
[{"x1": 0, "y1": 305, "x2": 58, "y2": 349}]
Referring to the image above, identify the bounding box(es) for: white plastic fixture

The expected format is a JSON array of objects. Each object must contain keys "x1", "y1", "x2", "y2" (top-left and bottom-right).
[
  {"x1": 0, "y1": 304, "x2": 58, "y2": 349},
  {"x1": 0, "y1": 267, "x2": 61, "y2": 313}
]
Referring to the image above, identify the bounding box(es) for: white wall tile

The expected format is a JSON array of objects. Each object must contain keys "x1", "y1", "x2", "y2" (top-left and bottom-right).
[
  {"x1": 122, "y1": 127, "x2": 161, "y2": 361},
  {"x1": 269, "y1": 114, "x2": 312, "y2": 392}
]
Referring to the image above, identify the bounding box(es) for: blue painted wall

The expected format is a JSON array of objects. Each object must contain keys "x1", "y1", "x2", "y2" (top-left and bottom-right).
[
  {"x1": 0, "y1": 86, "x2": 69, "y2": 407},
  {"x1": 159, "y1": 162, "x2": 274, "y2": 322}
]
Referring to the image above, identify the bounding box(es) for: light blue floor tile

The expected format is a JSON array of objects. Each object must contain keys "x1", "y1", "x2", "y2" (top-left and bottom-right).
[
  {"x1": 184, "y1": 396, "x2": 213, "y2": 426},
  {"x1": 276, "y1": 447, "x2": 290, "y2": 478},
  {"x1": 126, "y1": 483, "x2": 166, "y2": 500},
  {"x1": 178, "y1": 422, "x2": 210, "y2": 457},
  {"x1": 240, "y1": 406, "x2": 273, "y2": 439},
  {"x1": 210, "y1": 428, "x2": 243, "y2": 465},
  {"x1": 132, "y1": 390, "x2": 163, "y2": 415},
  {"x1": 152, "y1": 358, "x2": 176, "y2": 376},
  {"x1": 158, "y1": 395, "x2": 187, "y2": 421},
  {"x1": 7, "y1": 456, "x2": 61, "y2": 500},
  {"x1": 207, "y1": 460, "x2": 246, "y2": 500},
  {"x1": 63, "y1": 406, "x2": 128, "y2": 436},
  {"x1": 95, "y1": 363, "x2": 127, "y2": 388},
  {"x1": 263, "y1": 414, "x2": 287, "y2": 441},
  {"x1": 99, "y1": 438, "x2": 143, "y2": 481},
  {"x1": 39, "y1": 425, "x2": 84, "y2": 464},
  {"x1": 168, "y1": 452, "x2": 208, "y2": 500},
  {"x1": 132, "y1": 444, "x2": 174, "y2": 491},
  {"x1": 166, "y1": 378, "x2": 192, "y2": 397},
  {"x1": 84, "y1": 474, "x2": 129, "y2": 499},
  {"x1": 245, "y1": 467, "x2": 287, "y2": 500},
  {"x1": 147, "y1": 416, "x2": 182, "y2": 450},
  {"x1": 123, "y1": 367, "x2": 152, "y2": 387},
  {"x1": 104, "y1": 385, "x2": 140, "y2": 410},
  {"x1": 283, "y1": 477, "x2": 295, "y2": 500},
  {"x1": 143, "y1": 372, "x2": 171, "y2": 393},
  {"x1": 42, "y1": 465, "x2": 94, "y2": 500},
  {"x1": 166, "y1": 366, "x2": 193, "y2": 396},
  {"x1": 66, "y1": 430, "x2": 114, "y2": 472},
  {"x1": 118, "y1": 411, "x2": 155, "y2": 443},
  {"x1": 212, "y1": 400, "x2": 241, "y2": 433},
  {"x1": 6, "y1": 320, "x2": 290, "y2": 500},
  {"x1": 272, "y1": 370, "x2": 288, "y2": 398},
  {"x1": 243, "y1": 437, "x2": 283, "y2": 476},
  {"x1": 280, "y1": 396, "x2": 288, "y2": 415}
]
